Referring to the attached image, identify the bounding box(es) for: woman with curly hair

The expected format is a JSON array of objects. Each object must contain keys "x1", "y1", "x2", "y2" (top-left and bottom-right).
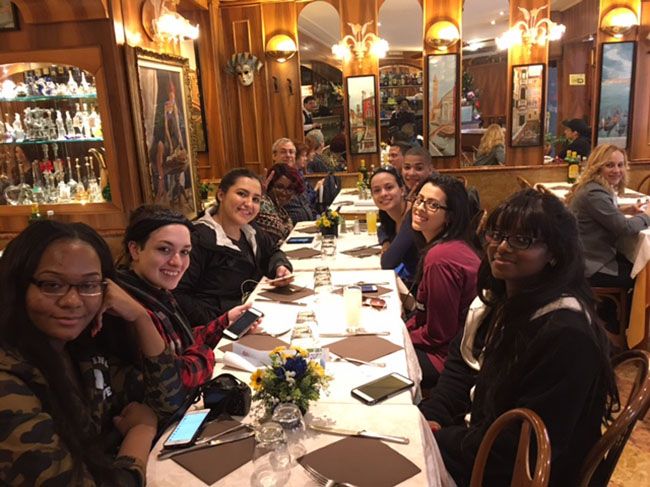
[
  {"x1": 255, "y1": 163, "x2": 303, "y2": 244},
  {"x1": 473, "y1": 123, "x2": 505, "y2": 166}
]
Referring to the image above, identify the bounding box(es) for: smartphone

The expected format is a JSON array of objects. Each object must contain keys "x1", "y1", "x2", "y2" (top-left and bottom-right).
[
  {"x1": 266, "y1": 274, "x2": 295, "y2": 286},
  {"x1": 286, "y1": 236, "x2": 314, "y2": 244},
  {"x1": 363, "y1": 297, "x2": 386, "y2": 310},
  {"x1": 163, "y1": 408, "x2": 210, "y2": 448},
  {"x1": 361, "y1": 284, "x2": 378, "y2": 293},
  {"x1": 351, "y1": 373, "x2": 414, "y2": 405},
  {"x1": 223, "y1": 307, "x2": 264, "y2": 340}
]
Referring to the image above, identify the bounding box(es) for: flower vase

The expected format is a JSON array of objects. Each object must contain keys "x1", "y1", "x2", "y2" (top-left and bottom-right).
[{"x1": 320, "y1": 225, "x2": 338, "y2": 238}]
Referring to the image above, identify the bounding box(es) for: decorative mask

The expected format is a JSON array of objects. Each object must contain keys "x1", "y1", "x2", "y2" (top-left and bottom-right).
[{"x1": 226, "y1": 52, "x2": 263, "y2": 87}]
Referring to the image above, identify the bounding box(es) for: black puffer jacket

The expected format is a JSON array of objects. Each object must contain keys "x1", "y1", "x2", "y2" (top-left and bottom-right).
[{"x1": 174, "y1": 209, "x2": 292, "y2": 326}]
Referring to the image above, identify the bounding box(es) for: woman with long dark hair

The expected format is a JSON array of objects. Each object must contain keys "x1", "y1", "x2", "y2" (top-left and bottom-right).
[
  {"x1": 174, "y1": 168, "x2": 292, "y2": 325},
  {"x1": 420, "y1": 189, "x2": 618, "y2": 486},
  {"x1": 0, "y1": 221, "x2": 184, "y2": 485},
  {"x1": 406, "y1": 174, "x2": 481, "y2": 388}
]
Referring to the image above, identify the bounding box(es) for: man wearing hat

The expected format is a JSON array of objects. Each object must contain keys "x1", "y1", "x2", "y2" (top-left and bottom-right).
[{"x1": 559, "y1": 118, "x2": 592, "y2": 159}]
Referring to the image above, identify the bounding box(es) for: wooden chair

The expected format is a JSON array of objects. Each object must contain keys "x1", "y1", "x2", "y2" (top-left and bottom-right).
[
  {"x1": 533, "y1": 183, "x2": 553, "y2": 196},
  {"x1": 516, "y1": 176, "x2": 533, "y2": 189},
  {"x1": 636, "y1": 173, "x2": 650, "y2": 194},
  {"x1": 592, "y1": 287, "x2": 630, "y2": 348},
  {"x1": 577, "y1": 350, "x2": 650, "y2": 486},
  {"x1": 470, "y1": 408, "x2": 551, "y2": 487}
]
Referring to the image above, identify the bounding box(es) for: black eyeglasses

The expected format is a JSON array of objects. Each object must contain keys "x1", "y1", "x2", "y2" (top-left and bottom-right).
[
  {"x1": 484, "y1": 230, "x2": 540, "y2": 250},
  {"x1": 30, "y1": 279, "x2": 108, "y2": 297},
  {"x1": 409, "y1": 195, "x2": 448, "y2": 213}
]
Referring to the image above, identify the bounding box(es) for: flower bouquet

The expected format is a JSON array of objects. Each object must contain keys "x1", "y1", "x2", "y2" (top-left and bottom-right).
[
  {"x1": 251, "y1": 346, "x2": 331, "y2": 415},
  {"x1": 315, "y1": 209, "x2": 341, "y2": 237}
]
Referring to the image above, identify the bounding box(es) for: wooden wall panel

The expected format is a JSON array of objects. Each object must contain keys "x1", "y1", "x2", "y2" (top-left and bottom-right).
[
  {"x1": 12, "y1": 0, "x2": 109, "y2": 24},
  {"x1": 465, "y1": 61, "x2": 507, "y2": 119},
  {"x1": 557, "y1": 40, "x2": 594, "y2": 126}
]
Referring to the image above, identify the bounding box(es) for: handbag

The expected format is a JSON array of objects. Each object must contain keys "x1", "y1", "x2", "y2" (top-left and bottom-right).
[{"x1": 200, "y1": 373, "x2": 251, "y2": 418}]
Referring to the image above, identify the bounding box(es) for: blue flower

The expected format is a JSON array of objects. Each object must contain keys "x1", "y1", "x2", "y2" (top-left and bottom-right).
[
  {"x1": 275, "y1": 367, "x2": 286, "y2": 380},
  {"x1": 284, "y1": 356, "x2": 307, "y2": 379}
]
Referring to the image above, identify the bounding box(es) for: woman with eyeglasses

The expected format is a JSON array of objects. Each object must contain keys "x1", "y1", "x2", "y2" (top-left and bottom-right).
[
  {"x1": 117, "y1": 205, "x2": 255, "y2": 391},
  {"x1": 0, "y1": 220, "x2": 184, "y2": 485},
  {"x1": 369, "y1": 166, "x2": 419, "y2": 282},
  {"x1": 407, "y1": 174, "x2": 481, "y2": 388},
  {"x1": 174, "y1": 168, "x2": 293, "y2": 326},
  {"x1": 255, "y1": 163, "x2": 302, "y2": 245},
  {"x1": 420, "y1": 189, "x2": 617, "y2": 486}
]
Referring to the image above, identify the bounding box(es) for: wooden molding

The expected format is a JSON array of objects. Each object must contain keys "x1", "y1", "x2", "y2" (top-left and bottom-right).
[{"x1": 12, "y1": 0, "x2": 109, "y2": 24}]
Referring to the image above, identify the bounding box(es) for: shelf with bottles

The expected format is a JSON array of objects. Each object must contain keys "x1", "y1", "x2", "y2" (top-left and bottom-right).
[
  {"x1": 0, "y1": 137, "x2": 103, "y2": 146},
  {"x1": 0, "y1": 93, "x2": 98, "y2": 103}
]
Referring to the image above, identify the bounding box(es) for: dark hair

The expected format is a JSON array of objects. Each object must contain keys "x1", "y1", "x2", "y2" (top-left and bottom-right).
[
  {"x1": 405, "y1": 146, "x2": 432, "y2": 166},
  {"x1": 391, "y1": 130, "x2": 412, "y2": 144},
  {"x1": 0, "y1": 221, "x2": 119, "y2": 481},
  {"x1": 390, "y1": 141, "x2": 411, "y2": 156},
  {"x1": 268, "y1": 163, "x2": 304, "y2": 195},
  {"x1": 294, "y1": 141, "x2": 309, "y2": 160},
  {"x1": 477, "y1": 189, "x2": 617, "y2": 424},
  {"x1": 216, "y1": 168, "x2": 262, "y2": 210},
  {"x1": 369, "y1": 165, "x2": 404, "y2": 188},
  {"x1": 120, "y1": 204, "x2": 193, "y2": 265},
  {"x1": 303, "y1": 95, "x2": 316, "y2": 105}
]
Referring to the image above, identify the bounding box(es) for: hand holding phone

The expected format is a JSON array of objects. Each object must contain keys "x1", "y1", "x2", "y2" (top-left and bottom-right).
[
  {"x1": 163, "y1": 408, "x2": 210, "y2": 448},
  {"x1": 223, "y1": 307, "x2": 264, "y2": 340},
  {"x1": 266, "y1": 273, "x2": 295, "y2": 287}
]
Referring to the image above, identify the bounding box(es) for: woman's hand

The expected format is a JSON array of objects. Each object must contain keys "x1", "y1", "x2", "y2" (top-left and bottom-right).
[
  {"x1": 620, "y1": 202, "x2": 644, "y2": 215},
  {"x1": 113, "y1": 401, "x2": 158, "y2": 437},
  {"x1": 228, "y1": 303, "x2": 262, "y2": 332},
  {"x1": 92, "y1": 279, "x2": 149, "y2": 336},
  {"x1": 270, "y1": 265, "x2": 294, "y2": 287}
]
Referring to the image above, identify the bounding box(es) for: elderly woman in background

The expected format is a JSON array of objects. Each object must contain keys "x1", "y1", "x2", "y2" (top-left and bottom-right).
[
  {"x1": 473, "y1": 124, "x2": 505, "y2": 166},
  {"x1": 255, "y1": 163, "x2": 302, "y2": 245},
  {"x1": 305, "y1": 130, "x2": 330, "y2": 173}
]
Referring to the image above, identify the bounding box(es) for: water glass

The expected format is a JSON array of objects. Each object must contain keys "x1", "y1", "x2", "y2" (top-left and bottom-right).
[
  {"x1": 343, "y1": 285, "x2": 362, "y2": 332},
  {"x1": 321, "y1": 235, "x2": 337, "y2": 258},
  {"x1": 366, "y1": 211, "x2": 378, "y2": 235},
  {"x1": 313, "y1": 266, "x2": 332, "y2": 292},
  {"x1": 271, "y1": 403, "x2": 306, "y2": 465},
  {"x1": 251, "y1": 422, "x2": 292, "y2": 487}
]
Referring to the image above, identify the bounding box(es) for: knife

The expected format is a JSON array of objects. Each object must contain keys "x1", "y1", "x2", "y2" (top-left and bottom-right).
[
  {"x1": 309, "y1": 424, "x2": 409, "y2": 444},
  {"x1": 157, "y1": 430, "x2": 255, "y2": 460},
  {"x1": 319, "y1": 331, "x2": 390, "y2": 337}
]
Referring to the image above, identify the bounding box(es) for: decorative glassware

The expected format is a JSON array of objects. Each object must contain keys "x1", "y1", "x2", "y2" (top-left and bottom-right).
[{"x1": 251, "y1": 421, "x2": 292, "y2": 487}]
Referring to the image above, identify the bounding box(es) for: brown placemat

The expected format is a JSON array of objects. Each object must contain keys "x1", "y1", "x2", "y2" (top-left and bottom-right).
[
  {"x1": 219, "y1": 334, "x2": 287, "y2": 353},
  {"x1": 298, "y1": 436, "x2": 420, "y2": 487},
  {"x1": 298, "y1": 225, "x2": 319, "y2": 234},
  {"x1": 172, "y1": 419, "x2": 255, "y2": 484},
  {"x1": 284, "y1": 247, "x2": 321, "y2": 259},
  {"x1": 340, "y1": 189, "x2": 357, "y2": 195},
  {"x1": 332, "y1": 285, "x2": 391, "y2": 298},
  {"x1": 327, "y1": 336, "x2": 403, "y2": 362},
  {"x1": 341, "y1": 247, "x2": 382, "y2": 258},
  {"x1": 258, "y1": 285, "x2": 315, "y2": 302}
]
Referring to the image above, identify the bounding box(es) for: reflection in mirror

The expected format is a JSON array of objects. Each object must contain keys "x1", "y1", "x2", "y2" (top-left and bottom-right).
[
  {"x1": 378, "y1": 0, "x2": 423, "y2": 146},
  {"x1": 298, "y1": 0, "x2": 344, "y2": 165}
]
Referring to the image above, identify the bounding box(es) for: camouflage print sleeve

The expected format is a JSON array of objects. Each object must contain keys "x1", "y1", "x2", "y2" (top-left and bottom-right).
[{"x1": 0, "y1": 371, "x2": 144, "y2": 487}]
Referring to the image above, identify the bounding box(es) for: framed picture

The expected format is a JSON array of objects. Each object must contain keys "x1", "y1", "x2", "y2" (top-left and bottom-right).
[
  {"x1": 427, "y1": 53, "x2": 458, "y2": 157},
  {"x1": 510, "y1": 63, "x2": 545, "y2": 147},
  {"x1": 346, "y1": 75, "x2": 379, "y2": 155},
  {"x1": 126, "y1": 47, "x2": 200, "y2": 218},
  {"x1": 596, "y1": 42, "x2": 636, "y2": 149},
  {"x1": 0, "y1": 1, "x2": 18, "y2": 31},
  {"x1": 180, "y1": 39, "x2": 208, "y2": 152}
]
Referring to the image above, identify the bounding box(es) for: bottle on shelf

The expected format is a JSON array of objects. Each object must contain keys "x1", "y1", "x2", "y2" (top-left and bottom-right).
[
  {"x1": 358, "y1": 158, "x2": 368, "y2": 185},
  {"x1": 566, "y1": 151, "x2": 579, "y2": 184},
  {"x1": 28, "y1": 202, "x2": 42, "y2": 223}
]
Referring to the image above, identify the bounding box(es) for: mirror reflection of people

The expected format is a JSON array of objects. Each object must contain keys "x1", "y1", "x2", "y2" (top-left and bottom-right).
[
  {"x1": 473, "y1": 124, "x2": 505, "y2": 166},
  {"x1": 302, "y1": 96, "x2": 321, "y2": 134},
  {"x1": 559, "y1": 118, "x2": 592, "y2": 159},
  {"x1": 389, "y1": 98, "x2": 416, "y2": 133},
  {"x1": 388, "y1": 142, "x2": 410, "y2": 172}
]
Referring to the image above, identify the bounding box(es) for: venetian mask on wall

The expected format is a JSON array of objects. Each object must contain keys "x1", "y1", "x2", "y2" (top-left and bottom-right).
[{"x1": 226, "y1": 53, "x2": 263, "y2": 87}]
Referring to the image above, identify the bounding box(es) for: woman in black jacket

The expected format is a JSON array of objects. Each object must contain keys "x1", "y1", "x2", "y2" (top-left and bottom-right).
[
  {"x1": 419, "y1": 189, "x2": 618, "y2": 486},
  {"x1": 174, "y1": 168, "x2": 292, "y2": 325}
]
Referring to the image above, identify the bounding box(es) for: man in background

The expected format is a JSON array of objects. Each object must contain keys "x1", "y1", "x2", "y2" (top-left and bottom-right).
[{"x1": 303, "y1": 96, "x2": 321, "y2": 134}]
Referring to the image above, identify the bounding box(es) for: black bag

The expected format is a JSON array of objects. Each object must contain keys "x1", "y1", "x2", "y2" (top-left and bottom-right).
[{"x1": 201, "y1": 373, "x2": 251, "y2": 418}]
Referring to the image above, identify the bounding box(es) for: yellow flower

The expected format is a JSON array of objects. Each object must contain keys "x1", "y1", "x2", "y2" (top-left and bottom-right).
[
  {"x1": 291, "y1": 346, "x2": 308, "y2": 357},
  {"x1": 270, "y1": 346, "x2": 287, "y2": 357},
  {"x1": 250, "y1": 369, "x2": 264, "y2": 390},
  {"x1": 322, "y1": 219, "x2": 331, "y2": 228},
  {"x1": 331, "y1": 211, "x2": 339, "y2": 219},
  {"x1": 309, "y1": 361, "x2": 325, "y2": 377}
]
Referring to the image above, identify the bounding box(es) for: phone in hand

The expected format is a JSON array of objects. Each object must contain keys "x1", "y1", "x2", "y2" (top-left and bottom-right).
[
  {"x1": 351, "y1": 373, "x2": 414, "y2": 405},
  {"x1": 163, "y1": 408, "x2": 210, "y2": 448},
  {"x1": 286, "y1": 236, "x2": 314, "y2": 244},
  {"x1": 223, "y1": 307, "x2": 264, "y2": 340},
  {"x1": 266, "y1": 274, "x2": 295, "y2": 286},
  {"x1": 360, "y1": 284, "x2": 378, "y2": 293}
]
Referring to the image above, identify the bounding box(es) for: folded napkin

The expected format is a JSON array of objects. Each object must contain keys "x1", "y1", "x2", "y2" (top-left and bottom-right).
[
  {"x1": 172, "y1": 419, "x2": 255, "y2": 485},
  {"x1": 298, "y1": 436, "x2": 420, "y2": 487},
  {"x1": 354, "y1": 200, "x2": 377, "y2": 207},
  {"x1": 297, "y1": 224, "x2": 320, "y2": 234},
  {"x1": 335, "y1": 200, "x2": 355, "y2": 206},
  {"x1": 285, "y1": 247, "x2": 321, "y2": 259},
  {"x1": 341, "y1": 247, "x2": 382, "y2": 258},
  {"x1": 333, "y1": 285, "x2": 391, "y2": 298},
  {"x1": 258, "y1": 284, "x2": 315, "y2": 302},
  {"x1": 327, "y1": 336, "x2": 403, "y2": 362}
]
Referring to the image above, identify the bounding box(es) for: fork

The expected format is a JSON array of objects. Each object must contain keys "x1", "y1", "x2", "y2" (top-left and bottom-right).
[{"x1": 302, "y1": 463, "x2": 358, "y2": 487}]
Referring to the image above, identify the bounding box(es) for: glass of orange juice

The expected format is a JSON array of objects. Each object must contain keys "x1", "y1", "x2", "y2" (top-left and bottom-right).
[{"x1": 366, "y1": 211, "x2": 377, "y2": 235}]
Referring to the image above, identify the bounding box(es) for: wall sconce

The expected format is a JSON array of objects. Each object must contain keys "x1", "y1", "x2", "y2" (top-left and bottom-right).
[
  {"x1": 266, "y1": 34, "x2": 297, "y2": 63},
  {"x1": 425, "y1": 20, "x2": 460, "y2": 52},
  {"x1": 142, "y1": 0, "x2": 199, "y2": 43},
  {"x1": 495, "y1": 5, "x2": 565, "y2": 53},
  {"x1": 331, "y1": 21, "x2": 389, "y2": 63},
  {"x1": 601, "y1": 7, "x2": 639, "y2": 39}
]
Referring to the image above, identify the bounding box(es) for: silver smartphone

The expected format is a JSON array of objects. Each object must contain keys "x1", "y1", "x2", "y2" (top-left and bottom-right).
[
  {"x1": 351, "y1": 372, "x2": 414, "y2": 405},
  {"x1": 163, "y1": 408, "x2": 210, "y2": 448},
  {"x1": 222, "y1": 307, "x2": 264, "y2": 340}
]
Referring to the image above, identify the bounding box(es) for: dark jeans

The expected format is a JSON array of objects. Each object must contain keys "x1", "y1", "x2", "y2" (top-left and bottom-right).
[
  {"x1": 588, "y1": 254, "x2": 634, "y2": 333},
  {"x1": 415, "y1": 348, "x2": 441, "y2": 390}
]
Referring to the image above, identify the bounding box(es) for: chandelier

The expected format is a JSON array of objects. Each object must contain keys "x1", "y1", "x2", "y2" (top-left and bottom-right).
[
  {"x1": 332, "y1": 21, "x2": 389, "y2": 63},
  {"x1": 496, "y1": 5, "x2": 565, "y2": 53}
]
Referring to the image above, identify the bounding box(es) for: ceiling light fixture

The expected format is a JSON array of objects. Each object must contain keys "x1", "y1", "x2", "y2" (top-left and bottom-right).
[
  {"x1": 425, "y1": 20, "x2": 460, "y2": 52},
  {"x1": 142, "y1": 0, "x2": 199, "y2": 43},
  {"x1": 600, "y1": 6, "x2": 639, "y2": 39},
  {"x1": 332, "y1": 21, "x2": 389, "y2": 63},
  {"x1": 495, "y1": 4, "x2": 565, "y2": 53},
  {"x1": 266, "y1": 34, "x2": 297, "y2": 63}
]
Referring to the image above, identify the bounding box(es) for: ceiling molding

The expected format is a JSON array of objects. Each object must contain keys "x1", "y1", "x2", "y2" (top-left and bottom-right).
[{"x1": 12, "y1": 0, "x2": 109, "y2": 24}]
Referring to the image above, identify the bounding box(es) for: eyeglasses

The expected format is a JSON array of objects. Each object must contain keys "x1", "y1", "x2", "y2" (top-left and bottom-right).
[
  {"x1": 30, "y1": 279, "x2": 107, "y2": 297},
  {"x1": 273, "y1": 183, "x2": 295, "y2": 194},
  {"x1": 484, "y1": 230, "x2": 540, "y2": 250},
  {"x1": 409, "y1": 195, "x2": 447, "y2": 213}
]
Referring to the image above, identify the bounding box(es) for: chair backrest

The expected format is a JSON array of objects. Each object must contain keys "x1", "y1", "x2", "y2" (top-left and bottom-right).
[
  {"x1": 470, "y1": 408, "x2": 551, "y2": 487},
  {"x1": 577, "y1": 349, "x2": 650, "y2": 486},
  {"x1": 636, "y1": 173, "x2": 650, "y2": 194},
  {"x1": 516, "y1": 175, "x2": 533, "y2": 189}
]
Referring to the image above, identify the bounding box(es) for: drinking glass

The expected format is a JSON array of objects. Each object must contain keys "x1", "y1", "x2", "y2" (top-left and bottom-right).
[
  {"x1": 343, "y1": 285, "x2": 362, "y2": 332},
  {"x1": 320, "y1": 235, "x2": 337, "y2": 258},
  {"x1": 251, "y1": 421, "x2": 292, "y2": 487},
  {"x1": 313, "y1": 266, "x2": 332, "y2": 292},
  {"x1": 366, "y1": 211, "x2": 378, "y2": 235},
  {"x1": 271, "y1": 403, "x2": 306, "y2": 465}
]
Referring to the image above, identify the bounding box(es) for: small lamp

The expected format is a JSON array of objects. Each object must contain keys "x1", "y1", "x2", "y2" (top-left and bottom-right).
[
  {"x1": 601, "y1": 7, "x2": 639, "y2": 39},
  {"x1": 426, "y1": 20, "x2": 460, "y2": 52},
  {"x1": 266, "y1": 34, "x2": 297, "y2": 63}
]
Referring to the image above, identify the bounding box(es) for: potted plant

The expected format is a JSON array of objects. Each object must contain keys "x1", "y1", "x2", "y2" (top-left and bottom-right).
[
  {"x1": 315, "y1": 208, "x2": 341, "y2": 237},
  {"x1": 199, "y1": 182, "x2": 214, "y2": 201}
]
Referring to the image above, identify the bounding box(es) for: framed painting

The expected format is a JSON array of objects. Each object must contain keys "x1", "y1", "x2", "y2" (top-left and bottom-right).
[
  {"x1": 126, "y1": 47, "x2": 200, "y2": 218},
  {"x1": 427, "y1": 53, "x2": 458, "y2": 157},
  {"x1": 510, "y1": 63, "x2": 545, "y2": 147},
  {"x1": 0, "y1": 1, "x2": 18, "y2": 31},
  {"x1": 180, "y1": 39, "x2": 208, "y2": 152},
  {"x1": 596, "y1": 41, "x2": 636, "y2": 149},
  {"x1": 346, "y1": 74, "x2": 379, "y2": 155}
]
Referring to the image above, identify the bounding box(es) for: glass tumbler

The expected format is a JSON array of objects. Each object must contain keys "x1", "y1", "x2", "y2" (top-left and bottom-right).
[
  {"x1": 313, "y1": 266, "x2": 332, "y2": 293},
  {"x1": 271, "y1": 403, "x2": 306, "y2": 465},
  {"x1": 320, "y1": 235, "x2": 337, "y2": 258},
  {"x1": 343, "y1": 285, "x2": 362, "y2": 332},
  {"x1": 251, "y1": 421, "x2": 292, "y2": 487}
]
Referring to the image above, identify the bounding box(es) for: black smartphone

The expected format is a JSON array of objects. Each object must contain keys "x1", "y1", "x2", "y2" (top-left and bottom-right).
[
  {"x1": 163, "y1": 408, "x2": 210, "y2": 448},
  {"x1": 351, "y1": 373, "x2": 414, "y2": 405},
  {"x1": 286, "y1": 236, "x2": 315, "y2": 244},
  {"x1": 222, "y1": 307, "x2": 264, "y2": 340},
  {"x1": 361, "y1": 284, "x2": 378, "y2": 293}
]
